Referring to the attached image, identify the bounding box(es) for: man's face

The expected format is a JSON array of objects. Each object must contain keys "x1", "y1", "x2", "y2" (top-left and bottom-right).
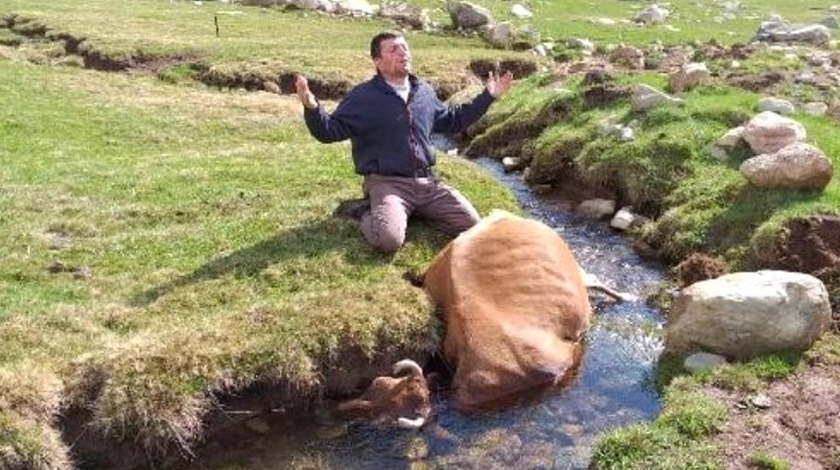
[{"x1": 374, "y1": 37, "x2": 411, "y2": 79}]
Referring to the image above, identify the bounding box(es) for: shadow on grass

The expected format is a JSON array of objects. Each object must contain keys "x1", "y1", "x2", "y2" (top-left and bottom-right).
[{"x1": 128, "y1": 218, "x2": 401, "y2": 307}]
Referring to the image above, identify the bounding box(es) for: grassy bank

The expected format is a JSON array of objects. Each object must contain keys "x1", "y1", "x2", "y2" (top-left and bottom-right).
[
  {"x1": 459, "y1": 52, "x2": 840, "y2": 469},
  {"x1": 0, "y1": 45, "x2": 518, "y2": 470},
  {"x1": 466, "y1": 70, "x2": 839, "y2": 270}
]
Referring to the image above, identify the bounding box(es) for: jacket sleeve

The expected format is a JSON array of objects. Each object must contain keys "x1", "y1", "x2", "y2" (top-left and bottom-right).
[
  {"x1": 432, "y1": 88, "x2": 495, "y2": 134},
  {"x1": 302, "y1": 94, "x2": 360, "y2": 143}
]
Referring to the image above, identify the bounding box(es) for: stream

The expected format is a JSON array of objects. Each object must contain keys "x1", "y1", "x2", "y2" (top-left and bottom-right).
[{"x1": 186, "y1": 157, "x2": 667, "y2": 470}]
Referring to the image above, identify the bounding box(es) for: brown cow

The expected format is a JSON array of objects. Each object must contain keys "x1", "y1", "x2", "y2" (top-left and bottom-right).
[
  {"x1": 338, "y1": 211, "x2": 633, "y2": 423},
  {"x1": 422, "y1": 210, "x2": 592, "y2": 412},
  {"x1": 337, "y1": 359, "x2": 432, "y2": 429}
]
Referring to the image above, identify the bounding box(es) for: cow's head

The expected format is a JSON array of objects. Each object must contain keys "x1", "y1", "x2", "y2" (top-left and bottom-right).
[{"x1": 337, "y1": 359, "x2": 431, "y2": 429}]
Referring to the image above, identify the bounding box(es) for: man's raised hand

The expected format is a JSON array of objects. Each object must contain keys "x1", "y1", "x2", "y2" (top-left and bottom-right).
[
  {"x1": 486, "y1": 70, "x2": 514, "y2": 98},
  {"x1": 295, "y1": 74, "x2": 318, "y2": 110}
]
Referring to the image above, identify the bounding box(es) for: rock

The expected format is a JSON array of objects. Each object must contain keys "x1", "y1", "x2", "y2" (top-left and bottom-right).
[
  {"x1": 576, "y1": 198, "x2": 616, "y2": 220},
  {"x1": 634, "y1": 4, "x2": 669, "y2": 25},
  {"x1": 803, "y1": 102, "x2": 828, "y2": 116},
  {"x1": 715, "y1": 126, "x2": 744, "y2": 149},
  {"x1": 740, "y1": 142, "x2": 834, "y2": 190},
  {"x1": 447, "y1": 1, "x2": 492, "y2": 29},
  {"x1": 684, "y1": 352, "x2": 727, "y2": 372},
  {"x1": 742, "y1": 111, "x2": 806, "y2": 155},
  {"x1": 757, "y1": 97, "x2": 795, "y2": 115},
  {"x1": 611, "y1": 45, "x2": 645, "y2": 69},
  {"x1": 749, "y1": 393, "x2": 773, "y2": 409},
  {"x1": 631, "y1": 83, "x2": 683, "y2": 112},
  {"x1": 335, "y1": 0, "x2": 374, "y2": 15},
  {"x1": 665, "y1": 270, "x2": 833, "y2": 359},
  {"x1": 510, "y1": 4, "x2": 532, "y2": 19},
  {"x1": 610, "y1": 207, "x2": 638, "y2": 230},
  {"x1": 379, "y1": 2, "x2": 430, "y2": 30},
  {"x1": 486, "y1": 22, "x2": 512, "y2": 48},
  {"x1": 669, "y1": 62, "x2": 711, "y2": 92},
  {"x1": 502, "y1": 156, "x2": 523, "y2": 172}
]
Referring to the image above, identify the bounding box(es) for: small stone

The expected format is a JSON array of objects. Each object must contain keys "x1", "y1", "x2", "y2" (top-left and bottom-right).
[
  {"x1": 684, "y1": 352, "x2": 727, "y2": 371},
  {"x1": 749, "y1": 393, "x2": 772, "y2": 409}
]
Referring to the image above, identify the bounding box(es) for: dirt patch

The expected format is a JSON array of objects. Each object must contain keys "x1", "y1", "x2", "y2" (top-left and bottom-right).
[
  {"x1": 706, "y1": 365, "x2": 840, "y2": 470},
  {"x1": 759, "y1": 215, "x2": 840, "y2": 282},
  {"x1": 725, "y1": 70, "x2": 789, "y2": 93},
  {"x1": 672, "y1": 253, "x2": 727, "y2": 288},
  {"x1": 468, "y1": 58, "x2": 538, "y2": 80},
  {"x1": 582, "y1": 82, "x2": 631, "y2": 110}
]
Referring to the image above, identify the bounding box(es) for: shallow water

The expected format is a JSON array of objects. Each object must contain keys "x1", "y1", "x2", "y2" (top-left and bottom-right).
[{"x1": 187, "y1": 158, "x2": 666, "y2": 470}]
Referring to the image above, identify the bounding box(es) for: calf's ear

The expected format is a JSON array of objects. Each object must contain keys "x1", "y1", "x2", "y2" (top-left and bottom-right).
[{"x1": 337, "y1": 398, "x2": 373, "y2": 416}]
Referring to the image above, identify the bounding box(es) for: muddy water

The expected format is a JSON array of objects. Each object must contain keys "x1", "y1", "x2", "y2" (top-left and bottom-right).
[{"x1": 187, "y1": 158, "x2": 666, "y2": 470}]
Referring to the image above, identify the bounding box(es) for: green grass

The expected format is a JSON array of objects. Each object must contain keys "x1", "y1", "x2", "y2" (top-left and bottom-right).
[
  {"x1": 749, "y1": 451, "x2": 790, "y2": 470},
  {"x1": 407, "y1": 0, "x2": 840, "y2": 46},
  {"x1": 0, "y1": 0, "x2": 528, "y2": 86},
  {"x1": 591, "y1": 378, "x2": 727, "y2": 470},
  {"x1": 2, "y1": 0, "x2": 840, "y2": 467},
  {"x1": 0, "y1": 57, "x2": 518, "y2": 466},
  {"x1": 471, "y1": 71, "x2": 840, "y2": 266}
]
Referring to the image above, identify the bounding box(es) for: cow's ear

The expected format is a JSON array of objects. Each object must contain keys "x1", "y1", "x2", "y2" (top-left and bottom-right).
[{"x1": 336, "y1": 398, "x2": 373, "y2": 417}]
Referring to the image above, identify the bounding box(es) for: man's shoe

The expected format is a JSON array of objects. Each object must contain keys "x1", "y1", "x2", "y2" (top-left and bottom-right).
[{"x1": 333, "y1": 198, "x2": 370, "y2": 223}]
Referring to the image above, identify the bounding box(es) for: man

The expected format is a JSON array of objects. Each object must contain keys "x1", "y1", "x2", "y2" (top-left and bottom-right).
[{"x1": 295, "y1": 31, "x2": 513, "y2": 253}]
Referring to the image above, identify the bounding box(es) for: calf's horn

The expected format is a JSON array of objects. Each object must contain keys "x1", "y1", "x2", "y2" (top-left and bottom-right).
[
  {"x1": 393, "y1": 359, "x2": 423, "y2": 377},
  {"x1": 397, "y1": 416, "x2": 426, "y2": 430},
  {"x1": 581, "y1": 271, "x2": 638, "y2": 303}
]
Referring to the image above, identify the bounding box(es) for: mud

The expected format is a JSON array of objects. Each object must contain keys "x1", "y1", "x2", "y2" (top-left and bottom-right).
[
  {"x1": 468, "y1": 58, "x2": 538, "y2": 80},
  {"x1": 761, "y1": 215, "x2": 840, "y2": 282},
  {"x1": 672, "y1": 253, "x2": 727, "y2": 288},
  {"x1": 707, "y1": 364, "x2": 840, "y2": 470}
]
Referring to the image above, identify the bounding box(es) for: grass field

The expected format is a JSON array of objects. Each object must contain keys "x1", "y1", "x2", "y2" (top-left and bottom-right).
[
  {"x1": 0, "y1": 31, "x2": 518, "y2": 470},
  {"x1": 2, "y1": 0, "x2": 839, "y2": 468}
]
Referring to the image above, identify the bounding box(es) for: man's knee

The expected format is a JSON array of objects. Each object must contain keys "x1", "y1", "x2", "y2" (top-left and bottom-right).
[
  {"x1": 362, "y1": 215, "x2": 406, "y2": 253},
  {"x1": 370, "y1": 230, "x2": 405, "y2": 253}
]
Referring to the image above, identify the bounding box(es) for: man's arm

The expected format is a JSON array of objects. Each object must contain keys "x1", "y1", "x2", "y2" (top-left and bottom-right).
[
  {"x1": 432, "y1": 70, "x2": 514, "y2": 134},
  {"x1": 295, "y1": 74, "x2": 353, "y2": 143},
  {"x1": 485, "y1": 70, "x2": 514, "y2": 99}
]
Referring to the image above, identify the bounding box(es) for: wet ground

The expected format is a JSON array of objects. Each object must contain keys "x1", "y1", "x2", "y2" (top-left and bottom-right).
[{"x1": 184, "y1": 158, "x2": 668, "y2": 470}]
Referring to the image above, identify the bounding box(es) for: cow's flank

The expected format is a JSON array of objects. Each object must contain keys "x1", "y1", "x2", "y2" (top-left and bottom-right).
[{"x1": 423, "y1": 210, "x2": 591, "y2": 412}]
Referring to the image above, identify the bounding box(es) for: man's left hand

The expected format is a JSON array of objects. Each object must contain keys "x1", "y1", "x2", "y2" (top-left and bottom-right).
[{"x1": 486, "y1": 70, "x2": 514, "y2": 98}]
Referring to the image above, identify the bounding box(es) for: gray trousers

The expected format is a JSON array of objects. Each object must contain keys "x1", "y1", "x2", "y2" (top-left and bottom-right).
[{"x1": 359, "y1": 174, "x2": 480, "y2": 253}]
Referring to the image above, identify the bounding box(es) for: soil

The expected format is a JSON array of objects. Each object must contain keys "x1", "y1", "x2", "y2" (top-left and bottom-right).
[
  {"x1": 705, "y1": 364, "x2": 840, "y2": 470},
  {"x1": 762, "y1": 215, "x2": 840, "y2": 282},
  {"x1": 672, "y1": 253, "x2": 727, "y2": 288}
]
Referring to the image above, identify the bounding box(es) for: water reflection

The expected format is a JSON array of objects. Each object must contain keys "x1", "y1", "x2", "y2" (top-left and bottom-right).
[{"x1": 186, "y1": 158, "x2": 665, "y2": 470}]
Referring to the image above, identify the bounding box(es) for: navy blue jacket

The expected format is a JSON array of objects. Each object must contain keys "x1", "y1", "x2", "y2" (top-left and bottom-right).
[{"x1": 303, "y1": 73, "x2": 495, "y2": 177}]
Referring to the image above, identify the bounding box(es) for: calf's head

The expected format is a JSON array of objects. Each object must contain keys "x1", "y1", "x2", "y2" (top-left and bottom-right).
[{"x1": 337, "y1": 359, "x2": 431, "y2": 429}]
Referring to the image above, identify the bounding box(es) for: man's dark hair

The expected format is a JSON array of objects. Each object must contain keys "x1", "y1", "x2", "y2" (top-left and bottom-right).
[{"x1": 370, "y1": 31, "x2": 402, "y2": 59}]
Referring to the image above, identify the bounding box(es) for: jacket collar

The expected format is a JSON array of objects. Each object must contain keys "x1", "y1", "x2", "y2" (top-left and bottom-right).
[{"x1": 373, "y1": 73, "x2": 420, "y2": 98}]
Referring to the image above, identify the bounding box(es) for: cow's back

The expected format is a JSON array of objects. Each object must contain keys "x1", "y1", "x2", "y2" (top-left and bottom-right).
[{"x1": 426, "y1": 211, "x2": 591, "y2": 411}]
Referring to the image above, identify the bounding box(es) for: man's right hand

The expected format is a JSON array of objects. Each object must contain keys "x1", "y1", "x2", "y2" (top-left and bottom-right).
[{"x1": 295, "y1": 74, "x2": 318, "y2": 110}]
